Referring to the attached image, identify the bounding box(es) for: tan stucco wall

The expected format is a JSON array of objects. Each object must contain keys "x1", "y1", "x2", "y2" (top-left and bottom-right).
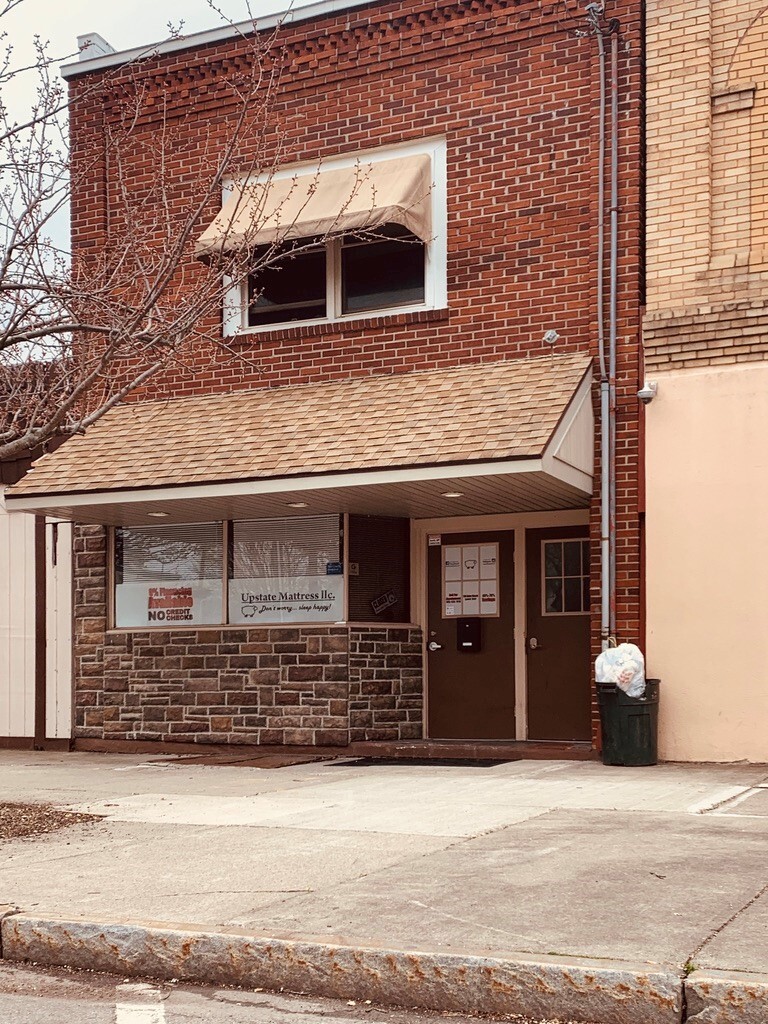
[{"x1": 646, "y1": 364, "x2": 768, "y2": 762}]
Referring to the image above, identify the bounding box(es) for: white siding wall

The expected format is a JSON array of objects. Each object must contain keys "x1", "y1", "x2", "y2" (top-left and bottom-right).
[
  {"x1": 0, "y1": 495, "x2": 73, "y2": 741},
  {"x1": 0, "y1": 492, "x2": 36, "y2": 737},
  {"x1": 46, "y1": 521, "x2": 72, "y2": 739}
]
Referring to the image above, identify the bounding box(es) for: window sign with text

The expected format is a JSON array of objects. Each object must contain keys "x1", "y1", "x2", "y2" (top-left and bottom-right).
[
  {"x1": 115, "y1": 580, "x2": 223, "y2": 627},
  {"x1": 228, "y1": 574, "x2": 344, "y2": 624},
  {"x1": 443, "y1": 543, "x2": 499, "y2": 617}
]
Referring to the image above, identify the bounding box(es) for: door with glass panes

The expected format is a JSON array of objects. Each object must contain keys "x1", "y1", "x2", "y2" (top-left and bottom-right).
[{"x1": 525, "y1": 526, "x2": 591, "y2": 741}]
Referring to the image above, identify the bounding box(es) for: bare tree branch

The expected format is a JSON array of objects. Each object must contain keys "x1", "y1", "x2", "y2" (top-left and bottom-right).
[
  {"x1": 0, "y1": 4, "x2": 289, "y2": 461},
  {"x1": 0, "y1": 1, "x2": 406, "y2": 463}
]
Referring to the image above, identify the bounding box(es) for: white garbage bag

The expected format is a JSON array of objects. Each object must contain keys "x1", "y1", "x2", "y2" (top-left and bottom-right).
[{"x1": 595, "y1": 643, "x2": 646, "y2": 698}]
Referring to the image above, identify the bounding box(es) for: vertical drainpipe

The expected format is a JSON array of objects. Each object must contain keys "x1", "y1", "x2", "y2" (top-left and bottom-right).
[
  {"x1": 608, "y1": 26, "x2": 620, "y2": 640},
  {"x1": 586, "y1": 3, "x2": 612, "y2": 651}
]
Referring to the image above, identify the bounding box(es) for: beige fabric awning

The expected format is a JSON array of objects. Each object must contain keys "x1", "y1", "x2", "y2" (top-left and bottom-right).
[{"x1": 195, "y1": 154, "x2": 433, "y2": 258}]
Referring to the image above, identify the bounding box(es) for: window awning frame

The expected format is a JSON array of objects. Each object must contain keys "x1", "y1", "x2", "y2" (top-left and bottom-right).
[{"x1": 195, "y1": 153, "x2": 434, "y2": 259}]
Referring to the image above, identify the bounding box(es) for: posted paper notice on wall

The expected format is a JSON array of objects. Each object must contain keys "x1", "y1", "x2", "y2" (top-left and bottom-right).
[{"x1": 443, "y1": 542, "x2": 499, "y2": 617}]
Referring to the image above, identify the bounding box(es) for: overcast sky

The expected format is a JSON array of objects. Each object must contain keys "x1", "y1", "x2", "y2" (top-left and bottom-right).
[
  {"x1": 5, "y1": 0, "x2": 318, "y2": 75},
  {"x1": 2, "y1": 0, "x2": 321, "y2": 252}
]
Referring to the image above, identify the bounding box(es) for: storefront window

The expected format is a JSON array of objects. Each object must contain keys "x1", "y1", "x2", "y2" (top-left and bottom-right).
[
  {"x1": 228, "y1": 516, "x2": 343, "y2": 624},
  {"x1": 348, "y1": 515, "x2": 410, "y2": 622},
  {"x1": 112, "y1": 515, "x2": 412, "y2": 629},
  {"x1": 114, "y1": 522, "x2": 224, "y2": 627}
]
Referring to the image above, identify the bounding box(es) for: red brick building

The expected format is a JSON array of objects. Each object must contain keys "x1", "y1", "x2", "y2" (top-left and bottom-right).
[{"x1": 6, "y1": 0, "x2": 644, "y2": 754}]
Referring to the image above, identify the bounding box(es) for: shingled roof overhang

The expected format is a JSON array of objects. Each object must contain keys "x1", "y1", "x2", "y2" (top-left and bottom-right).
[{"x1": 5, "y1": 354, "x2": 595, "y2": 526}]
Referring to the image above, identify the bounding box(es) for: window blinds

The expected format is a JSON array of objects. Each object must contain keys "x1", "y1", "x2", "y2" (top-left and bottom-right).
[
  {"x1": 115, "y1": 523, "x2": 223, "y2": 584},
  {"x1": 348, "y1": 515, "x2": 410, "y2": 623},
  {"x1": 231, "y1": 516, "x2": 341, "y2": 579}
]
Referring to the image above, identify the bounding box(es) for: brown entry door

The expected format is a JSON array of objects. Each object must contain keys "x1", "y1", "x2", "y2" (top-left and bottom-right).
[
  {"x1": 526, "y1": 526, "x2": 591, "y2": 741},
  {"x1": 427, "y1": 532, "x2": 515, "y2": 740}
]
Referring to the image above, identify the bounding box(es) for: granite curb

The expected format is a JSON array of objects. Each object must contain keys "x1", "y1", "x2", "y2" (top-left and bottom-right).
[
  {"x1": 0, "y1": 905, "x2": 21, "y2": 959},
  {"x1": 0, "y1": 913, "x2": 683, "y2": 1024},
  {"x1": 685, "y1": 969, "x2": 768, "y2": 1023},
  {"x1": 7, "y1": 913, "x2": 768, "y2": 1022}
]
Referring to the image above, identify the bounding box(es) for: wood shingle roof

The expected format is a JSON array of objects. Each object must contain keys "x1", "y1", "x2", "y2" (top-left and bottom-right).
[{"x1": 9, "y1": 353, "x2": 592, "y2": 498}]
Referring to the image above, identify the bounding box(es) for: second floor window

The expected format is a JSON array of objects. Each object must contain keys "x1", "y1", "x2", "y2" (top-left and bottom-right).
[
  {"x1": 247, "y1": 225, "x2": 426, "y2": 328},
  {"x1": 205, "y1": 141, "x2": 447, "y2": 337}
]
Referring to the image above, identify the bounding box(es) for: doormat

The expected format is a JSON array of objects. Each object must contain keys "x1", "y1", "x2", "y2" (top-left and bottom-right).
[
  {"x1": 330, "y1": 756, "x2": 522, "y2": 768},
  {"x1": 156, "y1": 753, "x2": 336, "y2": 770}
]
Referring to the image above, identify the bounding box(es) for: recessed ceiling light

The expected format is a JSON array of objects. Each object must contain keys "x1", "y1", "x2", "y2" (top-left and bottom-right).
[
  {"x1": 147, "y1": 511, "x2": 169, "y2": 518},
  {"x1": 442, "y1": 491, "x2": 464, "y2": 498},
  {"x1": 287, "y1": 501, "x2": 308, "y2": 508}
]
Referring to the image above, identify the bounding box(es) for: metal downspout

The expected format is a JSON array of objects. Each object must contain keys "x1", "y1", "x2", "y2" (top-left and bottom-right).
[
  {"x1": 608, "y1": 26, "x2": 620, "y2": 640},
  {"x1": 586, "y1": 4, "x2": 611, "y2": 651}
]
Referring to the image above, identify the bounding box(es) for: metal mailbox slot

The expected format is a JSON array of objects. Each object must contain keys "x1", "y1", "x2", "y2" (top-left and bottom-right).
[{"x1": 457, "y1": 617, "x2": 481, "y2": 653}]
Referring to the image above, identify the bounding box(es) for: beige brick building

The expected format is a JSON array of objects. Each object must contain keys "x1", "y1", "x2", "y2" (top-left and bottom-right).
[{"x1": 645, "y1": 0, "x2": 768, "y2": 760}]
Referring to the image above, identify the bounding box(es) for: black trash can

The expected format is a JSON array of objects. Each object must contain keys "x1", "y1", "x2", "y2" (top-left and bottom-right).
[{"x1": 597, "y1": 678, "x2": 660, "y2": 766}]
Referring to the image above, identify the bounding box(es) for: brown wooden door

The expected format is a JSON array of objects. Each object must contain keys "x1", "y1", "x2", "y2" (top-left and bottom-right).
[
  {"x1": 427, "y1": 531, "x2": 515, "y2": 739},
  {"x1": 526, "y1": 526, "x2": 591, "y2": 741}
]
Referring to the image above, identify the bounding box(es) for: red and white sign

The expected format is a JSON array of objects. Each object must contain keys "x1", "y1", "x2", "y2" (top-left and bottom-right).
[{"x1": 115, "y1": 581, "x2": 222, "y2": 627}]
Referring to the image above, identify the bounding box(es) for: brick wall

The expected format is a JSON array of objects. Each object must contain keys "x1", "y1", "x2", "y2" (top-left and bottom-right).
[
  {"x1": 69, "y1": 0, "x2": 643, "y2": 398},
  {"x1": 644, "y1": 299, "x2": 768, "y2": 372},
  {"x1": 69, "y1": 0, "x2": 646, "y2": 747},
  {"x1": 73, "y1": 526, "x2": 423, "y2": 746},
  {"x1": 644, "y1": 0, "x2": 768, "y2": 367}
]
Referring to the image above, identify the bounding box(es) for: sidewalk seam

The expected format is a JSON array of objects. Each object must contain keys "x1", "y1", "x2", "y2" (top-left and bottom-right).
[{"x1": 687, "y1": 879, "x2": 768, "y2": 964}]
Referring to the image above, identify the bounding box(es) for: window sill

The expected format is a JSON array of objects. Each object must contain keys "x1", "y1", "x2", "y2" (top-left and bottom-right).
[
  {"x1": 227, "y1": 306, "x2": 449, "y2": 345},
  {"x1": 106, "y1": 621, "x2": 420, "y2": 634},
  {"x1": 107, "y1": 622, "x2": 348, "y2": 634}
]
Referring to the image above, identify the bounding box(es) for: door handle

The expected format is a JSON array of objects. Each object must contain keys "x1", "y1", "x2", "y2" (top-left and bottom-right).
[
  {"x1": 528, "y1": 637, "x2": 541, "y2": 651},
  {"x1": 428, "y1": 641, "x2": 444, "y2": 652}
]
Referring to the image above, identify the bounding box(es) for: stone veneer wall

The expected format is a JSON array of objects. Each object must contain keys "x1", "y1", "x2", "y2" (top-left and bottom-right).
[
  {"x1": 74, "y1": 526, "x2": 423, "y2": 746},
  {"x1": 348, "y1": 628, "x2": 424, "y2": 742}
]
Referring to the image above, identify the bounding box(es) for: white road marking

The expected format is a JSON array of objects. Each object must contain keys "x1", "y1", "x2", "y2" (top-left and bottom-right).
[{"x1": 115, "y1": 982, "x2": 166, "y2": 1024}]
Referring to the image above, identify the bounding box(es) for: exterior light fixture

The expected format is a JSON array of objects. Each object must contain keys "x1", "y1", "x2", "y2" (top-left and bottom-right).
[
  {"x1": 287, "y1": 501, "x2": 309, "y2": 508},
  {"x1": 442, "y1": 491, "x2": 464, "y2": 498},
  {"x1": 637, "y1": 381, "x2": 658, "y2": 406},
  {"x1": 147, "y1": 511, "x2": 169, "y2": 518}
]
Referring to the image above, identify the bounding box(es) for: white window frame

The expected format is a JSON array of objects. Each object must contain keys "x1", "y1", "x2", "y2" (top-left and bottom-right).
[
  {"x1": 540, "y1": 538, "x2": 591, "y2": 617},
  {"x1": 110, "y1": 516, "x2": 347, "y2": 630},
  {"x1": 223, "y1": 136, "x2": 448, "y2": 337}
]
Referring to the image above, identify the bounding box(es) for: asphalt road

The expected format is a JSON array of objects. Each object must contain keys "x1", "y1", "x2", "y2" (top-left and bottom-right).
[{"x1": 0, "y1": 962, "x2": 594, "y2": 1024}]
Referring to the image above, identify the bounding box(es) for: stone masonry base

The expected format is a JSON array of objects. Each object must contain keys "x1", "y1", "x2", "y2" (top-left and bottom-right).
[
  {"x1": 77, "y1": 624, "x2": 423, "y2": 746},
  {"x1": 75, "y1": 524, "x2": 423, "y2": 746}
]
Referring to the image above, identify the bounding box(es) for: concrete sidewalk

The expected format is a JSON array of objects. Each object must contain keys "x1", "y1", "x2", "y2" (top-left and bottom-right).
[{"x1": 1, "y1": 751, "x2": 768, "y2": 1022}]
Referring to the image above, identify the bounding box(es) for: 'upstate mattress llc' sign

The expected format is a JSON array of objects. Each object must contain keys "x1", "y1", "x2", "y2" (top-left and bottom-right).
[{"x1": 229, "y1": 575, "x2": 344, "y2": 624}]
